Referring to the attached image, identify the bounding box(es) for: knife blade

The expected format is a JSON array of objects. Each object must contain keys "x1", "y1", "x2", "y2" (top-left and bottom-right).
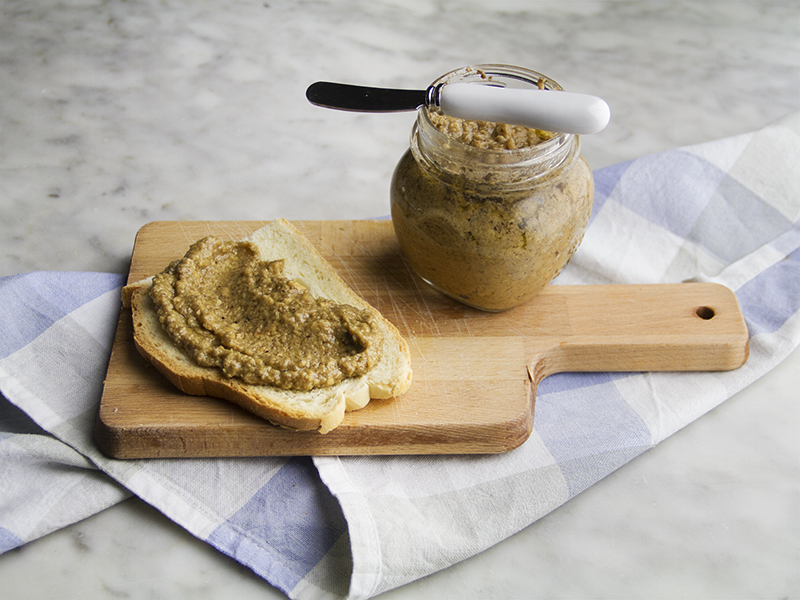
[{"x1": 306, "y1": 81, "x2": 431, "y2": 113}]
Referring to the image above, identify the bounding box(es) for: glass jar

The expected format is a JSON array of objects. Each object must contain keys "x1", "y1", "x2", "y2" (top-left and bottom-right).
[{"x1": 390, "y1": 64, "x2": 594, "y2": 312}]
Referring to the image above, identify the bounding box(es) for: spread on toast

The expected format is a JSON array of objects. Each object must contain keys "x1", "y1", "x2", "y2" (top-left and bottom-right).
[
  {"x1": 125, "y1": 219, "x2": 412, "y2": 433},
  {"x1": 150, "y1": 235, "x2": 381, "y2": 391}
]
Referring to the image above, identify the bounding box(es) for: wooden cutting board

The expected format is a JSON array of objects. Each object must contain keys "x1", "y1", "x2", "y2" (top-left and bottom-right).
[{"x1": 95, "y1": 220, "x2": 749, "y2": 459}]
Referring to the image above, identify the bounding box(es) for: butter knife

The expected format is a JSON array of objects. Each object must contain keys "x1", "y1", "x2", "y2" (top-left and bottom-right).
[{"x1": 306, "y1": 81, "x2": 610, "y2": 135}]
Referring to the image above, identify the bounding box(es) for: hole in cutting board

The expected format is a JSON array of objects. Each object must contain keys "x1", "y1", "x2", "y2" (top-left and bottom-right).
[{"x1": 695, "y1": 306, "x2": 715, "y2": 320}]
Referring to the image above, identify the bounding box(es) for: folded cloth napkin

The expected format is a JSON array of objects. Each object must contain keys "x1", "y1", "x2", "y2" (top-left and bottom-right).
[{"x1": 1, "y1": 112, "x2": 799, "y2": 600}]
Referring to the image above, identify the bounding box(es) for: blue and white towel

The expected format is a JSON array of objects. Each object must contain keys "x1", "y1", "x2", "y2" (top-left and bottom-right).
[{"x1": 1, "y1": 112, "x2": 799, "y2": 600}]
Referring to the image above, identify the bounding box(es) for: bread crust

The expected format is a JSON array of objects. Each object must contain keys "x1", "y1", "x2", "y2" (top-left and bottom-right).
[{"x1": 126, "y1": 219, "x2": 412, "y2": 433}]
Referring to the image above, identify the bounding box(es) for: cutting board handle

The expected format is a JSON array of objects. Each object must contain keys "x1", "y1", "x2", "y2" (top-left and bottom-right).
[{"x1": 527, "y1": 283, "x2": 750, "y2": 382}]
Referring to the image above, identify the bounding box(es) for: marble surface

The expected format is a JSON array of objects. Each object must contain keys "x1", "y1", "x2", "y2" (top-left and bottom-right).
[{"x1": 1, "y1": 1, "x2": 798, "y2": 598}]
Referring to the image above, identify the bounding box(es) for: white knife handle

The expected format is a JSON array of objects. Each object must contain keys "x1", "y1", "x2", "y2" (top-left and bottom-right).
[{"x1": 438, "y1": 83, "x2": 610, "y2": 135}]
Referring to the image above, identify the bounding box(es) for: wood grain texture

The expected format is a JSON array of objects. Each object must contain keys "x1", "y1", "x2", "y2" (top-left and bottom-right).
[{"x1": 95, "y1": 220, "x2": 749, "y2": 458}]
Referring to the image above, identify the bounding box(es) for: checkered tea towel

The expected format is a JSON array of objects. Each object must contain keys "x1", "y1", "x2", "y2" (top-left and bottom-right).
[{"x1": 1, "y1": 111, "x2": 798, "y2": 600}]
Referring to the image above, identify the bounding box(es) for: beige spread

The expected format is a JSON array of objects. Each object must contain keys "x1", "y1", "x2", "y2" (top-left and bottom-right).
[
  {"x1": 149, "y1": 236, "x2": 381, "y2": 391},
  {"x1": 391, "y1": 108, "x2": 593, "y2": 311},
  {"x1": 428, "y1": 111, "x2": 556, "y2": 150}
]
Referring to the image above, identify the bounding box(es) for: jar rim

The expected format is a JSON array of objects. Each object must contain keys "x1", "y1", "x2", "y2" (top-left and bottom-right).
[
  {"x1": 411, "y1": 64, "x2": 580, "y2": 189},
  {"x1": 429, "y1": 63, "x2": 565, "y2": 92},
  {"x1": 423, "y1": 63, "x2": 572, "y2": 158}
]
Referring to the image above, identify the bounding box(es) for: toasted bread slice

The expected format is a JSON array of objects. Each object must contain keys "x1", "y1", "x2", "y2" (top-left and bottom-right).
[{"x1": 125, "y1": 219, "x2": 412, "y2": 433}]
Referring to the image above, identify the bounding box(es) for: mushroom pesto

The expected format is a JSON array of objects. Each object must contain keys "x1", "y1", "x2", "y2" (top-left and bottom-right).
[
  {"x1": 149, "y1": 236, "x2": 381, "y2": 391},
  {"x1": 391, "y1": 146, "x2": 593, "y2": 311},
  {"x1": 390, "y1": 65, "x2": 595, "y2": 312},
  {"x1": 428, "y1": 111, "x2": 557, "y2": 150}
]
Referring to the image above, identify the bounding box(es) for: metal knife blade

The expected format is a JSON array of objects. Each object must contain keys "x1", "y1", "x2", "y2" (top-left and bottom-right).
[{"x1": 305, "y1": 81, "x2": 431, "y2": 113}]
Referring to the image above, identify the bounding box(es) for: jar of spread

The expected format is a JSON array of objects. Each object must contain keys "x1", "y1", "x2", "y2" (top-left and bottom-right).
[{"x1": 390, "y1": 64, "x2": 594, "y2": 312}]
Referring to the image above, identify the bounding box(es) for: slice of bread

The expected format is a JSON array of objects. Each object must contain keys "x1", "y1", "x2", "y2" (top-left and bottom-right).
[{"x1": 124, "y1": 219, "x2": 412, "y2": 433}]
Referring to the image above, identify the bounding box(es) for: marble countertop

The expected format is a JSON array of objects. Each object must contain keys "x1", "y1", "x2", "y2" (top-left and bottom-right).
[{"x1": 1, "y1": 1, "x2": 798, "y2": 598}]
